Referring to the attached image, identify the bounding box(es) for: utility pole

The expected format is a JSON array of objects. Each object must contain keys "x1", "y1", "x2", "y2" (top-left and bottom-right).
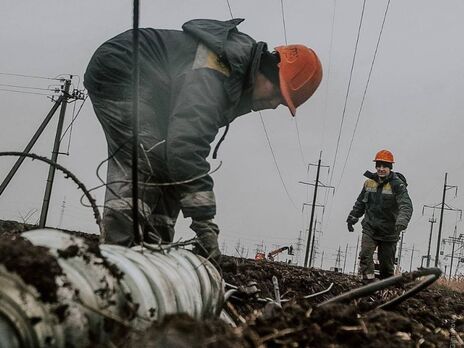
[
  {"x1": 442, "y1": 227, "x2": 464, "y2": 280},
  {"x1": 235, "y1": 240, "x2": 242, "y2": 257},
  {"x1": 342, "y1": 243, "x2": 349, "y2": 274},
  {"x1": 435, "y1": 173, "x2": 461, "y2": 267},
  {"x1": 426, "y1": 215, "x2": 437, "y2": 267},
  {"x1": 320, "y1": 251, "x2": 324, "y2": 269},
  {"x1": 300, "y1": 151, "x2": 334, "y2": 268},
  {"x1": 309, "y1": 217, "x2": 318, "y2": 267},
  {"x1": 58, "y1": 196, "x2": 66, "y2": 228},
  {"x1": 335, "y1": 246, "x2": 342, "y2": 270},
  {"x1": 295, "y1": 231, "x2": 304, "y2": 265},
  {"x1": 409, "y1": 244, "x2": 415, "y2": 272},
  {"x1": 421, "y1": 174, "x2": 461, "y2": 268},
  {"x1": 0, "y1": 78, "x2": 84, "y2": 227},
  {"x1": 353, "y1": 235, "x2": 360, "y2": 275},
  {"x1": 39, "y1": 79, "x2": 72, "y2": 227}
]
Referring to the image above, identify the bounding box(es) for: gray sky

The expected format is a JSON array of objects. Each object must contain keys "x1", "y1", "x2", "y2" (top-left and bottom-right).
[{"x1": 1, "y1": 0, "x2": 464, "y2": 272}]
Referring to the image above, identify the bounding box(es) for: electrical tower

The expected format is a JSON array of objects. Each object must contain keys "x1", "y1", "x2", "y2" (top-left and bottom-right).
[
  {"x1": 422, "y1": 173, "x2": 462, "y2": 268},
  {"x1": 294, "y1": 231, "x2": 305, "y2": 265},
  {"x1": 58, "y1": 196, "x2": 66, "y2": 228},
  {"x1": 442, "y1": 226, "x2": 464, "y2": 280},
  {"x1": 342, "y1": 243, "x2": 349, "y2": 273},
  {"x1": 299, "y1": 151, "x2": 334, "y2": 268},
  {"x1": 334, "y1": 246, "x2": 342, "y2": 270}
]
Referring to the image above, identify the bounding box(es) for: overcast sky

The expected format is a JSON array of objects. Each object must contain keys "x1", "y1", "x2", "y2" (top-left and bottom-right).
[{"x1": 1, "y1": 0, "x2": 464, "y2": 273}]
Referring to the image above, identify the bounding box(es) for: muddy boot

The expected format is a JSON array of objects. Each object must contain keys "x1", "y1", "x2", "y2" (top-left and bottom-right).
[{"x1": 190, "y1": 219, "x2": 221, "y2": 264}]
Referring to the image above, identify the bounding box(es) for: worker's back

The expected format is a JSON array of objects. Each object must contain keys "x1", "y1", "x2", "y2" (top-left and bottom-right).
[{"x1": 84, "y1": 28, "x2": 196, "y2": 103}]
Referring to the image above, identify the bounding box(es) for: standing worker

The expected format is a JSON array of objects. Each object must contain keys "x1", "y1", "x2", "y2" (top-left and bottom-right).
[
  {"x1": 346, "y1": 150, "x2": 413, "y2": 281},
  {"x1": 84, "y1": 18, "x2": 323, "y2": 261}
]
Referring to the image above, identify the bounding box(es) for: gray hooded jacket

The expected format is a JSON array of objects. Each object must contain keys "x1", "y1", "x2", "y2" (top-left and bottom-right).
[{"x1": 84, "y1": 19, "x2": 266, "y2": 219}]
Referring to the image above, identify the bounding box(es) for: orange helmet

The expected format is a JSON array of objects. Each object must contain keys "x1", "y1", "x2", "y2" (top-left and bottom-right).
[
  {"x1": 373, "y1": 150, "x2": 395, "y2": 163},
  {"x1": 275, "y1": 44, "x2": 323, "y2": 116}
]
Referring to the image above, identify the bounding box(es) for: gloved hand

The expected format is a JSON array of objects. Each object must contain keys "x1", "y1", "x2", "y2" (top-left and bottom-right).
[
  {"x1": 395, "y1": 224, "x2": 407, "y2": 234},
  {"x1": 190, "y1": 218, "x2": 221, "y2": 264},
  {"x1": 346, "y1": 215, "x2": 358, "y2": 232}
]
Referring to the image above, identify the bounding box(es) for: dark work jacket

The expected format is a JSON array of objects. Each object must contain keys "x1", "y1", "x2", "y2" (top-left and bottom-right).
[
  {"x1": 349, "y1": 171, "x2": 413, "y2": 241},
  {"x1": 84, "y1": 19, "x2": 266, "y2": 219}
]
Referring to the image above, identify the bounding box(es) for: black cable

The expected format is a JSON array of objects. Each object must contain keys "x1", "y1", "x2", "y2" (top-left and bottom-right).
[
  {"x1": 0, "y1": 72, "x2": 60, "y2": 80},
  {"x1": 319, "y1": 0, "x2": 338, "y2": 233},
  {"x1": 226, "y1": 0, "x2": 234, "y2": 18},
  {"x1": 280, "y1": 0, "x2": 288, "y2": 45},
  {"x1": 328, "y1": 0, "x2": 367, "y2": 189},
  {"x1": 279, "y1": 0, "x2": 305, "y2": 166},
  {"x1": 0, "y1": 152, "x2": 102, "y2": 234},
  {"x1": 60, "y1": 96, "x2": 88, "y2": 143},
  {"x1": 259, "y1": 112, "x2": 298, "y2": 211},
  {"x1": 0, "y1": 83, "x2": 58, "y2": 91},
  {"x1": 0, "y1": 88, "x2": 55, "y2": 97},
  {"x1": 337, "y1": 0, "x2": 391, "y2": 188}
]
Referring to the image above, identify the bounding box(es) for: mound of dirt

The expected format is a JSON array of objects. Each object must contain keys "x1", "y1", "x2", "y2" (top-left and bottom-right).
[{"x1": 1, "y1": 220, "x2": 463, "y2": 347}]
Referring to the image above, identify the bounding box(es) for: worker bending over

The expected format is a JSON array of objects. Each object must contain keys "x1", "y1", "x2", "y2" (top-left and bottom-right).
[{"x1": 84, "y1": 18, "x2": 322, "y2": 261}]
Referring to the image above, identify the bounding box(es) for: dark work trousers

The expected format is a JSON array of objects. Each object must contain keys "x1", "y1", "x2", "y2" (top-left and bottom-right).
[
  {"x1": 359, "y1": 232, "x2": 398, "y2": 279},
  {"x1": 89, "y1": 93, "x2": 181, "y2": 246}
]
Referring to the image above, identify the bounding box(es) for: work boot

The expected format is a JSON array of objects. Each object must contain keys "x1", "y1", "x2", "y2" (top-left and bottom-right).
[{"x1": 190, "y1": 219, "x2": 221, "y2": 264}]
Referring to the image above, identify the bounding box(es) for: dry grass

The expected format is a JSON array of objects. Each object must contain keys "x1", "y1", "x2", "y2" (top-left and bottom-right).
[{"x1": 436, "y1": 276, "x2": 464, "y2": 293}]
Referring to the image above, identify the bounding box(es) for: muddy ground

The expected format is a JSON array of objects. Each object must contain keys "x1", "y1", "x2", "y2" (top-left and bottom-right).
[{"x1": 0, "y1": 220, "x2": 463, "y2": 347}]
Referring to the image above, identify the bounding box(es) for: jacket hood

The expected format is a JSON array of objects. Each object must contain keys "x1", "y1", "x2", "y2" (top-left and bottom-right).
[{"x1": 182, "y1": 18, "x2": 266, "y2": 105}]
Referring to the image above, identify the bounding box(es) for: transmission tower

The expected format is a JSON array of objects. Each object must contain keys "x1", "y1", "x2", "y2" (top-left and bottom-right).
[
  {"x1": 299, "y1": 151, "x2": 334, "y2": 268},
  {"x1": 422, "y1": 173, "x2": 462, "y2": 267},
  {"x1": 442, "y1": 226, "x2": 464, "y2": 280}
]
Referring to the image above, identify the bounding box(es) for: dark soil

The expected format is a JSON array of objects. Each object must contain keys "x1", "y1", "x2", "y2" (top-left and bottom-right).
[
  {"x1": 0, "y1": 231, "x2": 62, "y2": 303},
  {"x1": 1, "y1": 220, "x2": 463, "y2": 347}
]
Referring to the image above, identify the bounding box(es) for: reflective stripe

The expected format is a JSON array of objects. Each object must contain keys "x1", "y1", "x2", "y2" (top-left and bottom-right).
[
  {"x1": 106, "y1": 198, "x2": 151, "y2": 217},
  {"x1": 365, "y1": 180, "x2": 393, "y2": 194},
  {"x1": 192, "y1": 43, "x2": 230, "y2": 76},
  {"x1": 382, "y1": 183, "x2": 393, "y2": 195},
  {"x1": 180, "y1": 191, "x2": 216, "y2": 208}
]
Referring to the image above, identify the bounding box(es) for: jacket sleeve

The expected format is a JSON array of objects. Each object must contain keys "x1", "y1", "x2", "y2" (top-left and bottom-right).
[
  {"x1": 394, "y1": 183, "x2": 413, "y2": 228},
  {"x1": 349, "y1": 185, "x2": 367, "y2": 219},
  {"x1": 166, "y1": 68, "x2": 231, "y2": 219}
]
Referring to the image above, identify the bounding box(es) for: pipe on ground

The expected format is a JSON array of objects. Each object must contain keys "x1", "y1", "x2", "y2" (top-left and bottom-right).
[{"x1": 0, "y1": 229, "x2": 224, "y2": 347}]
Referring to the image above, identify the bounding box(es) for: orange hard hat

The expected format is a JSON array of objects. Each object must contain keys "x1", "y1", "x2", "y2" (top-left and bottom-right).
[
  {"x1": 275, "y1": 44, "x2": 323, "y2": 116},
  {"x1": 373, "y1": 150, "x2": 395, "y2": 163}
]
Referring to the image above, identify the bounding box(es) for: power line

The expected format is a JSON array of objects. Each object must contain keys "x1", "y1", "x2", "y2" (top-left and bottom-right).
[
  {"x1": 60, "y1": 96, "x2": 88, "y2": 151},
  {"x1": 320, "y1": 0, "x2": 338, "y2": 228},
  {"x1": 259, "y1": 112, "x2": 298, "y2": 211},
  {"x1": 337, "y1": 0, "x2": 391, "y2": 188},
  {"x1": 224, "y1": 0, "x2": 298, "y2": 211},
  {"x1": 279, "y1": 0, "x2": 305, "y2": 167},
  {"x1": 280, "y1": 0, "x2": 288, "y2": 45},
  {"x1": 0, "y1": 88, "x2": 55, "y2": 97},
  {"x1": 293, "y1": 120, "x2": 306, "y2": 167},
  {"x1": 320, "y1": 0, "x2": 337, "y2": 153},
  {"x1": 328, "y1": 0, "x2": 367, "y2": 188},
  {"x1": 0, "y1": 83, "x2": 58, "y2": 92},
  {"x1": 0, "y1": 72, "x2": 59, "y2": 80},
  {"x1": 226, "y1": 0, "x2": 234, "y2": 18}
]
